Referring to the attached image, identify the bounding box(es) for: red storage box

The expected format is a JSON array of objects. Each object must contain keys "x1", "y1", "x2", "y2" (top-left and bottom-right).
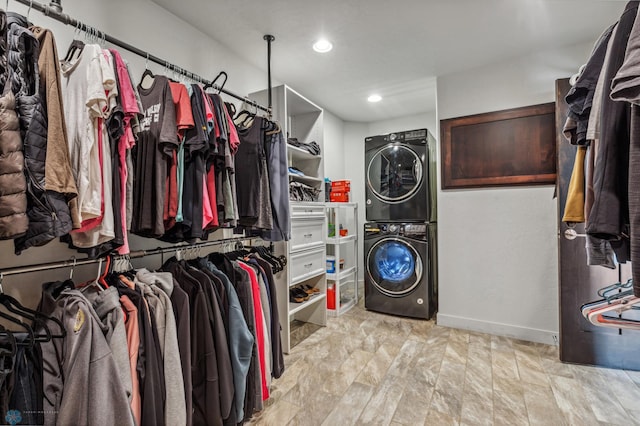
[
  {"x1": 331, "y1": 180, "x2": 351, "y2": 192},
  {"x1": 330, "y1": 191, "x2": 350, "y2": 202}
]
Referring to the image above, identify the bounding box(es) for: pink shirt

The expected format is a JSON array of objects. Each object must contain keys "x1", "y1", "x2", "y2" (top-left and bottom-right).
[
  {"x1": 236, "y1": 262, "x2": 270, "y2": 400},
  {"x1": 202, "y1": 174, "x2": 214, "y2": 228},
  {"x1": 110, "y1": 49, "x2": 140, "y2": 254},
  {"x1": 120, "y1": 295, "x2": 141, "y2": 426}
]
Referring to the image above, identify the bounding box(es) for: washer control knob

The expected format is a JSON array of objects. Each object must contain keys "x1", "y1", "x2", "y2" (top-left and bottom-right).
[{"x1": 389, "y1": 224, "x2": 398, "y2": 233}]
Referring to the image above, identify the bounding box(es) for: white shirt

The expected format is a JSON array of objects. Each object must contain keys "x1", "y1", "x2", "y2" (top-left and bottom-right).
[{"x1": 61, "y1": 45, "x2": 116, "y2": 247}]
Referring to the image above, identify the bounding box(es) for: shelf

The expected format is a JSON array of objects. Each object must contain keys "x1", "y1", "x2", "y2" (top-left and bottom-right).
[
  {"x1": 288, "y1": 144, "x2": 322, "y2": 161},
  {"x1": 326, "y1": 266, "x2": 356, "y2": 281},
  {"x1": 325, "y1": 202, "x2": 358, "y2": 208},
  {"x1": 327, "y1": 298, "x2": 357, "y2": 317},
  {"x1": 326, "y1": 235, "x2": 357, "y2": 244},
  {"x1": 290, "y1": 269, "x2": 326, "y2": 287},
  {"x1": 289, "y1": 292, "x2": 326, "y2": 316},
  {"x1": 289, "y1": 173, "x2": 324, "y2": 186}
]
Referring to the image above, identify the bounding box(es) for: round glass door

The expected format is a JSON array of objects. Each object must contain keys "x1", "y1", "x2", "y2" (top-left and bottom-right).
[
  {"x1": 366, "y1": 238, "x2": 423, "y2": 296},
  {"x1": 367, "y1": 144, "x2": 423, "y2": 203}
]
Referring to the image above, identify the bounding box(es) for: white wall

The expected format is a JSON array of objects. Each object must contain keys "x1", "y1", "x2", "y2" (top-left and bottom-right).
[
  {"x1": 0, "y1": 0, "x2": 272, "y2": 306},
  {"x1": 435, "y1": 41, "x2": 595, "y2": 344},
  {"x1": 323, "y1": 110, "x2": 346, "y2": 180}
]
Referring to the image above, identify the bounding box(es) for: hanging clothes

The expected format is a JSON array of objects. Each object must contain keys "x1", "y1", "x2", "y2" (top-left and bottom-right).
[
  {"x1": 6, "y1": 15, "x2": 74, "y2": 251},
  {"x1": 235, "y1": 116, "x2": 273, "y2": 231},
  {"x1": 132, "y1": 74, "x2": 179, "y2": 238},
  {"x1": 38, "y1": 281, "x2": 135, "y2": 426},
  {"x1": 262, "y1": 123, "x2": 291, "y2": 242}
]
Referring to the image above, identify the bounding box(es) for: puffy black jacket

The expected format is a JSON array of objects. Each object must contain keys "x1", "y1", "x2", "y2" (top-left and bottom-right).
[{"x1": 4, "y1": 13, "x2": 72, "y2": 253}]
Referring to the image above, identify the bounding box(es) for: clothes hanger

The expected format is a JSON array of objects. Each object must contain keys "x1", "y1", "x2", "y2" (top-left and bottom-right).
[
  {"x1": 0, "y1": 276, "x2": 53, "y2": 343},
  {"x1": 582, "y1": 292, "x2": 640, "y2": 329},
  {"x1": 0, "y1": 308, "x2": 35, "y2": 347},
  {"x1": 79, "y1": 256, "x2": 110, "y2": 291},
  {"x1": 0, "y1": 294, "x2": 65, "y2": 339},
  {"x1": 598, "y1": 279, "x2": 634, "y2": 298},
  {"x1": 584, "y1": 294, "x2": 640, "y2": 330},
  {"x1": 63, "y1": 20, "x2": 85, "y2": 63},
  {"x1": 204, "y1": 71, "x2": 227, "y2": 93},
  {"x1": 234, "y1": 99, "x2": 257, "y2": 128},
  {"x1": 0, "y1": 323, "x2": 17, "y2": 359},
  {"x1": 247, "y1": 245, "x2": 283, "y2": 272},
  {"x1": 589, "y1": 311, "x2": 640, "y2": 330},
  {"x1": 139, "y1": 53, "x2": 156, "y2": 90},
  {"x1": 581, "y1": 278, "x2": 638, "y2": 318},
  {"x1": 0, "y1": 275, "x2": 47, "y2": 342}
]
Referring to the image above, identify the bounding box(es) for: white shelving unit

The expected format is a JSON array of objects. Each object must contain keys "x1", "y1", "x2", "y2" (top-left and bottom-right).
[
  {"x1": 250, "y1": 85, "x2": 327, "y2": 353},
  {"x1": 325, "y1": 202, "x2": 358, "y2": 316}
]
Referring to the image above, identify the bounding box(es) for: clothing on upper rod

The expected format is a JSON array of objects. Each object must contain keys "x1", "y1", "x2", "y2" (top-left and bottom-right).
[
  {"x1": 10, "y1": 0, "x2": 272, "y2": 115},
  {"x1": 0, "y1": 8, "x2": 290, "y2": 258}
]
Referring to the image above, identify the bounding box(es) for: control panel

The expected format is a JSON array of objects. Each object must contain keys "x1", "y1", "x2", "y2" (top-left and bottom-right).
[{"x1": 365, "y1": 222, "x2": 428, "y2": 239}]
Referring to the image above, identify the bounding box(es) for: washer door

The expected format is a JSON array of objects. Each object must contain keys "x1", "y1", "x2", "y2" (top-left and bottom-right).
[
  {"x1": 367, "y1": 144, "x2": 423, "y2": 203},
  {"x1": 367, "y1": 238, "x2": 423, "y2": 297}
]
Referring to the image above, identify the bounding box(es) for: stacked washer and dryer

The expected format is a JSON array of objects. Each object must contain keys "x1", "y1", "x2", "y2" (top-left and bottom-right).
[{"x1": 364, "y1": 129, "x2": 438, "y2": 319}]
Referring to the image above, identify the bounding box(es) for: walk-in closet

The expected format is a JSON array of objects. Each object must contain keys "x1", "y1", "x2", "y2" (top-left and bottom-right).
[{"x1": 0, "y1": 1, "x2": 639, "y2": 425}]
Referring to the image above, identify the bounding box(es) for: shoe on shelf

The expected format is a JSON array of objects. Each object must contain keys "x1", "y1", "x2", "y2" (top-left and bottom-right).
[
  {"x1": 289, "y1": 287, "x2": 310, "y2": 303},
  {"x1": 301, "y1": 284, "x2": 320, "y2": 294}
]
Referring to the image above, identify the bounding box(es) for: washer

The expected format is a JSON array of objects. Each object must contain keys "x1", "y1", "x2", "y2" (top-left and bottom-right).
[
  {"x1": 364, "y1": 221, "x2": 437, "y2": 319},
  {"x1": 365, "y1": 129, "x2": 434, "y2": 222}
]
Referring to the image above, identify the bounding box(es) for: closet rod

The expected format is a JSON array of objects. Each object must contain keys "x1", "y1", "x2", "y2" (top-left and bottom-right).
[
  {"x1": 0, "y1": 236, "x2": 253, "y2": 277},
  {"x1": 10, "y1": 0, "x2": 270, "y2": 114}
]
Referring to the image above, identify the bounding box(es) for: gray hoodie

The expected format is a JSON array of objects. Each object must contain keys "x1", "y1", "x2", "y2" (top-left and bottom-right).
[
  {"x1": 39, "y1": 281, "x2": 135, "y2": 426},
  {"x1": 82, "y1": 285, "x2": 133, "y2": 407},
  {"x1": 136, "y1": 269, "x2": 187, "y2": 426}
]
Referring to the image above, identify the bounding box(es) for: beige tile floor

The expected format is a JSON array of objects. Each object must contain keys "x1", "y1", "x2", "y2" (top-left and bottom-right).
[{"x1": 249, "y1": 299, "x2": 640, "y2": 426}]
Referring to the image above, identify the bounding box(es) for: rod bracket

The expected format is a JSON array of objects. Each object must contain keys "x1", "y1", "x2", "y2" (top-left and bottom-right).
[{"x1": 48, "y1": 0, "x2": 62, "y2": 13}]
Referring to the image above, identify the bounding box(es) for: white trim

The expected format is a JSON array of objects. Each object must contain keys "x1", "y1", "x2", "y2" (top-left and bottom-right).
[{"x1": 436, "y1": 313, "x2": 559, "y2": 346}]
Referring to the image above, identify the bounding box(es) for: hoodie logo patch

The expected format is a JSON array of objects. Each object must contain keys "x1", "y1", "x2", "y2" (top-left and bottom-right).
[{"x1": 74, "y1": 309, "x2": 85, "y2": 333}]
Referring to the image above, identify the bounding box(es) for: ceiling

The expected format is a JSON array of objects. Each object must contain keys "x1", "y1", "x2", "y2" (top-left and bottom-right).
[{"x1": 151, "y1": 0, "x2": 626, "y2": 122}]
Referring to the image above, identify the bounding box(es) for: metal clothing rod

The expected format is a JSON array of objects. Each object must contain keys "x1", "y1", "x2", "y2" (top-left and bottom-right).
[
  {"x1": 0, "y1": 237, "x2": 253, "y2": 277},
  {"x1": 11, "y1": 0, "x2": 270, "y2": 114},
  {"x1": 263, "y1": 34, "x2": 275, "y2": 110}
]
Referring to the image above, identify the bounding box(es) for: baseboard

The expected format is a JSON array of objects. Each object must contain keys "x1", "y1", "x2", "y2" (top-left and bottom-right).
[{"x1": 436, "y1": 313, "x2": 559, "y2": 346}]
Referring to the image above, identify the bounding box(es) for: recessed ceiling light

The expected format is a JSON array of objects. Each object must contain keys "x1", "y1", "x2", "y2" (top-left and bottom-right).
[
  {"x1": 367, "y1": 94, "x2": 382, "y2": 103},
  {"x1": 313, "y1": 39, "x2": 333, "y2": 53}
]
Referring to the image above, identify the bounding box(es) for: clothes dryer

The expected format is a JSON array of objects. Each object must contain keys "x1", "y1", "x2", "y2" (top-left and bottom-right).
[
  {"x1": 365, "y1": 129, "x2": 436, "y2": 222},
  {"x1": 364, "y1": 221, "x2": 437, "y2": 319}
]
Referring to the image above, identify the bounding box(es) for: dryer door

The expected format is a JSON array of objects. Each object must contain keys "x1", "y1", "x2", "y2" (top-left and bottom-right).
[
  {"x1": 366, "y1": 237, "x2": 423, "y2": 297},
  {"x1": 366, "y1": 144, "x2": 423, "y2": 204}
]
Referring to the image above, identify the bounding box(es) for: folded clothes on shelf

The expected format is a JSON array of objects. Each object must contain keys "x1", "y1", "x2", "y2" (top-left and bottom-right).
[
  {"x1": 288, "y1": 166, "x2": 306, "y2": 176},
  {"x1": 290, "y1": 181, "x2": 320, "y2": 202},
  {"x1": 287, "y1": 137, "x2": 321, "y2": 156}
]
